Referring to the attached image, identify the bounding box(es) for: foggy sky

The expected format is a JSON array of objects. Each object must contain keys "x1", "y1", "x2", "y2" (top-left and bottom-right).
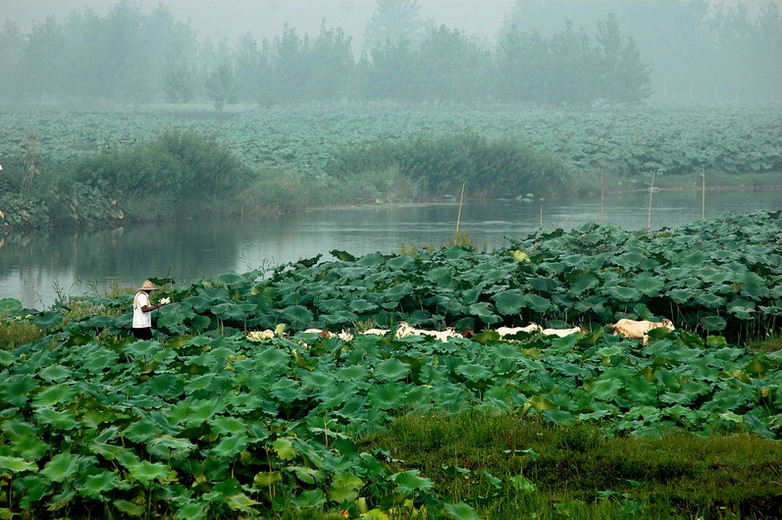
[{"x1": 0, "y1": 0, "x2": 517, "y2": 48}]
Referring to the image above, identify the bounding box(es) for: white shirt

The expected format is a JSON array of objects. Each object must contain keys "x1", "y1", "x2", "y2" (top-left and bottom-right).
[{"x1": 133, "y1": 291, "x2": 152, "y2": 328}]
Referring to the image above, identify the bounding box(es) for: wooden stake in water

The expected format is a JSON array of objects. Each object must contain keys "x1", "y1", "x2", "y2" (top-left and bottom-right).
[
  {"x1": 600, "y1": 172, "x2": 605, "y2": 225},
  {"x1": 455, "y1": 182, "x2": 466, "y2": 234},
  {"x1": 701, "y1": 167, "x2": 706, "y2": 219},
  {"x1": 647, "y1": 170, "x2": 657, "y2": 231},
  {"x1": 539, "y1": 204, "x2": 544, "y2": 229}
]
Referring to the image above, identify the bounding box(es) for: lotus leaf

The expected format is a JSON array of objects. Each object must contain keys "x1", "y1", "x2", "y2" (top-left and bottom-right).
[
  {"x1": 391, "y1": 470, "x2": 434, "y2": 494},
  {"x1": 114, "y1": 500, "x2": 145, "y2": 516},
  {"x1": 493, "y1": 289, "x2": 524, "y2": 315},
  {"x1": 0, "y1": 456, "x2": 37, "y2": 473},
  {"x1": 374, "y1": 358, "x2": 411, "y2": 383},
  {"x1": 329, "y1": 471, "x2": 364, "y2": 502},
  {"x1": 699, "y1": 315, "x2": 727, "y2": 331},
  {"x1": 30, "y1": 311, "x2": 64, "y2": 329}
]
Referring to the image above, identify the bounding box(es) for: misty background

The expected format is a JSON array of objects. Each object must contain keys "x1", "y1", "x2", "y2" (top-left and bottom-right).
[{"x1": 1, "y1": 0, "x2": 780, "y2": 107}]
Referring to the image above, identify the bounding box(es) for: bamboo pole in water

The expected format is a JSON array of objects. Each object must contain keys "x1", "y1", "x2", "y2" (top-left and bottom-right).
[
  {"x1": 455, "y1": 182, "x2": 466, "y2": 234},
  {"x1": 600, "y1": 172, "x2": 605, "y2": 225},
  {"x1": 701, "y1": 167, "x2": 706, "y2": 219},
  {"x1": 647, "y1": 170, "x2": 657, "y2": 231}
]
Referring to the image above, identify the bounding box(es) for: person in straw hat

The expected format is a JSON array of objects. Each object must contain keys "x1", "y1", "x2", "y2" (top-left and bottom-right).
[{"x1": 132, "y1": 280, "x2": 169, "y2": 339}]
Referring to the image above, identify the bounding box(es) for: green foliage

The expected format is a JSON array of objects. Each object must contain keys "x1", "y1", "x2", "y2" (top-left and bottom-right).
[
  {"x1": 364, "y1": 411, "x2": 782, "y2": 519},
  {"x1": 69, "y1": 130, "x2": 252, "y2": 218},
  {"x1": 329, "y1": 133, "x2": 570, "y2": 198},
  {"x1": 1, "y1": 212, "x2": 781, "y2": 518}
]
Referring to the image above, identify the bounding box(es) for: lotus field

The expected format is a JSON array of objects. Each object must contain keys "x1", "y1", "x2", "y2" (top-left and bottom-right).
[
  {"x1": 1, "y1": 105, "x2": 780, "y2": 176},
  {"x1": 1, "y1": 211, "x2": 781, "y2": 518}
]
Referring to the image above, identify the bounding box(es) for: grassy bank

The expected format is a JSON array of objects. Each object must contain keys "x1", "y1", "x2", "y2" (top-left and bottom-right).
[{"x1": 362, "y1": 410, "x2": 782, "y2": 519}]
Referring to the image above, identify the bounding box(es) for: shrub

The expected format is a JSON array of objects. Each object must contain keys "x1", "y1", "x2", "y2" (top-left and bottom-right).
[
  {"x1": 69, "y1": 131, "x2": 253, "y2": 218},
  {"x1": 327, "y1": 133, "x2": 572, "y2": 199}
]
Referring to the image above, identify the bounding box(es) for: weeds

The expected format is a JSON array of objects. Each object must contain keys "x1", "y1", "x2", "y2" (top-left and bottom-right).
[{"x1": 362, "y1": 410, "x2": 782, "y2": 519}]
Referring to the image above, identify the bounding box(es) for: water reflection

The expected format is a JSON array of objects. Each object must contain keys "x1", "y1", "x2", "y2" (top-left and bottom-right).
[{"x1": 2, "y1": 190, "x2": 780, "y2": 308}]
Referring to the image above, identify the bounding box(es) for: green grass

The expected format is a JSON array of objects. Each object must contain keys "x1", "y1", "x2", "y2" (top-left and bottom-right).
[
  {"x1": 361, "y1": 410, "x2": 782, "y2": 519},
  {"x1": 0, "y1": 319, "x2": 44, "y2": 347}
]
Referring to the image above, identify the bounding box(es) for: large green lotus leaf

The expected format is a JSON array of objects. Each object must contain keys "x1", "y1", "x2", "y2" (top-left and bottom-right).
[
  {"x1": 631, "y1": 275, "x2": 665, "y2": 297},
  {"x1": 30, "y1": 311, "x2": 64, "y2": 330},
  {"x1": 10, "y1": 435, "x2": 49, "y2": 461},
  {"x1": 542, "y1": 410, "x2": 575, "y2": 426},
  {"x1": 565, "y1": 270, "x2": 599, "y2": 295},
  {"x1": 699, "y1": 315, "x2": 727, "y2": 331},
  {"x1": 329, "y1": 472, "x2": 364, "y2": 503},
  {"x1": 124, "y1": 339, "x2": 161, "y2": 359},
  {"x1": 455, "y1": 363, "x2": 493, "y2": 382},
  {"x1": 337, "y1": 365, "x2": 370, "y2": 382},
  {"x1": 272, "y1": 438, "x2": 296, "y2": 460},
  {"x1": 0, "y1": 455, "x2": 38, "y2": 473},
  {"x1": 214, "y1": 272, "x2": 246, "y2": 286},
  {"x1": 33, "y1": 384, "x2": 75, "y2": 408},
  {"x1": 198, "y1": 285, "x2": 230, "y2": 301},
  {"x1": 123, "y1": 419, "x2": 160, "y2": 443},
  {"x1": 227, "y1": 493, "x2": 260, "y2": 513},
  {"x1": 624, "y1": 377, "x2": 658, "y2": 404},
  {"x1": 211, "y1": 416, "x2": 246, "y2": 435},
  {"x1": 374, "y1": 358, "x2": 410, "y2": 382},
  {"x1": 80, "y1": 470, "x2": 131, "y2": 499},
  {"x1": 741, "y1": 284, "x2": 770, "y2": 299},
  {"x1": 368, "y1": 383, "x2": 406, "y2": 409},
  {"x1": 590, "y1": 378, "x2": 623, "y2": 400},
  {"x1": 729, "y1": 305, "x2": 755, "y2": 320},
  {"x1": 668, "y1": 288, "x2": 694, "y2": 304},
  {"x1": 281, "y1": 305, "x2": 314, "y2": 328},
  {"x1": 523, "y1": 294, "x2": 553, "y2": 313},
  {"x1": 1, "y1": 374, "x2": 37, "y2": 407},
  {"x1": 681, "y1": 250, "x2": 709, "y2": 267},
  {"x1": 386, "y1": 255, "x2": 415, "y2": 270},
  {"x1": 147, "y1": 435, "x2": 196, "y2": 460},
  {"x1": 0, "y1": 350, "x2": 14, "y2": 366},
  {"x1": 603, "y1": 286, "x2": 641, "y2": 303},
  {"x1": 127, "y1": 460, "x2": 171, "y2": 486},
  {"x1": 383, "y1": 281, "x2": 414, "y2": 301},
  {"x1": 114, "y1": 499, "x2": 146, "y2": 516},
  {"x1": 41, "y1": 453, "x2": 84, "y2": 483},
  {"x1": 493, "y1": 289, "x2": 524, "y2": 315},
  {"x1": 529, "y1": 278, "x2": 557, "y2": 293},
  {"x1": 175, "y1": 501, "x2": 209, "y2": 520},
  {"x1": 469, "y1": 302, "x2": 502, "y2": 324},
  {"x1": 212, "y1": 434, "x2": 249, "y2": 458},
  {"x1": 428, "y1": 267, "x2": 455, "y2": 288},
  {"x1": 0, "y1": 298, "x2": 23, "y2": 316},
  {"x1": 270, "y1": 378, "x2": 306, "y2": 403},
  {"x1": 290, "y1": 466, "x2": 325, "y2": 485},
  {"x1": 350, "y1": 299, "x2": 378, "y2": 313},
  {"x1": 392, "y1": 470, "x2": 434, "y2": 495},
  {"x1": 39, "y1": 365, "x2": 72, "y2": 381}
]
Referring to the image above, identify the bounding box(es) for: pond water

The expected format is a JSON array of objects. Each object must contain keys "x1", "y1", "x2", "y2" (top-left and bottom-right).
[{"x1": 2, "y1": 189, "x2": 780, "y2": 309}]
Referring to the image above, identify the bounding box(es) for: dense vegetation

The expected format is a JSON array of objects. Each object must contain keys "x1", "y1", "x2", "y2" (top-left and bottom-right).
[
  {"x1": 0, "y1": 0, "x2": 779, "y2": 106},
  {"x1": 0, "y1": 211, "x2": 780, "y2": 518},
  {"x1": 1, "y1": 105, "x2": 780, "y2": 230}
]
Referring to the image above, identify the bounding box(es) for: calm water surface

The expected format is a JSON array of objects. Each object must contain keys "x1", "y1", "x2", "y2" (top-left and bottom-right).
[{"x1": 2, "y1": 190, "x2": 780, "y2": 308}]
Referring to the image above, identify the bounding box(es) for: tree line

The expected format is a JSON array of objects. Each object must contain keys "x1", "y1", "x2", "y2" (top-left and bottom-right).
[{"x1": 0, "y1": 0, "x2": 778, "y2": 108}]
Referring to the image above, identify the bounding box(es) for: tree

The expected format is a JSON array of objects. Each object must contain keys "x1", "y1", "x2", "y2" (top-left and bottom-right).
[
  {"x1": 595, "y1": 13, "x2": 650, "y2": 103},
  {"x1": 364, "y1": 0, "x2": 422, "y2": 50},
  {"x1": 0, "y1": 21, "x2": 24, "y2": 102},
  {"x1": 205, "y1": 62, "x2": 239, "y2": 111}
]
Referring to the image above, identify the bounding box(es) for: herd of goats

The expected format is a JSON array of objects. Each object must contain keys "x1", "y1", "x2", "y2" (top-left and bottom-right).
[{"x1": 245, "y1": 318, "x2": 676, "y2": 347}]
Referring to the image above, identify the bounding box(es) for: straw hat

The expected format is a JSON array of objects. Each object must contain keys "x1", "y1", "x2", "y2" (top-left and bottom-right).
[{"x1": 137, "y1": 280, "x2": 158, "y2": 291}]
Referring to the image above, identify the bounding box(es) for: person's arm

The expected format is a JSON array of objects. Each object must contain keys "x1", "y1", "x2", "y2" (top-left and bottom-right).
[{"x1": 140, "y1": 302, "x2": 163, "y2": 312}]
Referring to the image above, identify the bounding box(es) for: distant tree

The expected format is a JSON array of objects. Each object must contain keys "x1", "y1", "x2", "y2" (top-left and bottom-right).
[
  {"x1": 205, "y1": 62, "x2": 239, "y2": 111},
  {"x1": 0, "y1": 21, "x2": 24, "y2": 102},
  {"x1": 415, "y1": 25, "x2": 491, "y2": 102},
  {"x1": 361, "y1": 38, "x2": 418, "y2": 101},
  {"x1": 235, "y1": 33, "x2": 272, "y2": 104},
  {"x1": 364, "y1": 0, "x2": 422, "y2": 49},
  {"x1": 495, "y1": 25, "x2": 548, "y2": 102},
  {"x1": 546, "y1": 21, "x2": 600, "y2": 104},
  {"x1": 19, "y1": 17, "x2": 66, "y2": 101},
  {"x1": 595, "y1": 13, "x2": 650, "y2": 103},
  {"x1": 306, "y1": 22, "x2": 354, "y2": 101},
  {"x1": 272, "y1": 25, "x2": 311, "y2": 102}
]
